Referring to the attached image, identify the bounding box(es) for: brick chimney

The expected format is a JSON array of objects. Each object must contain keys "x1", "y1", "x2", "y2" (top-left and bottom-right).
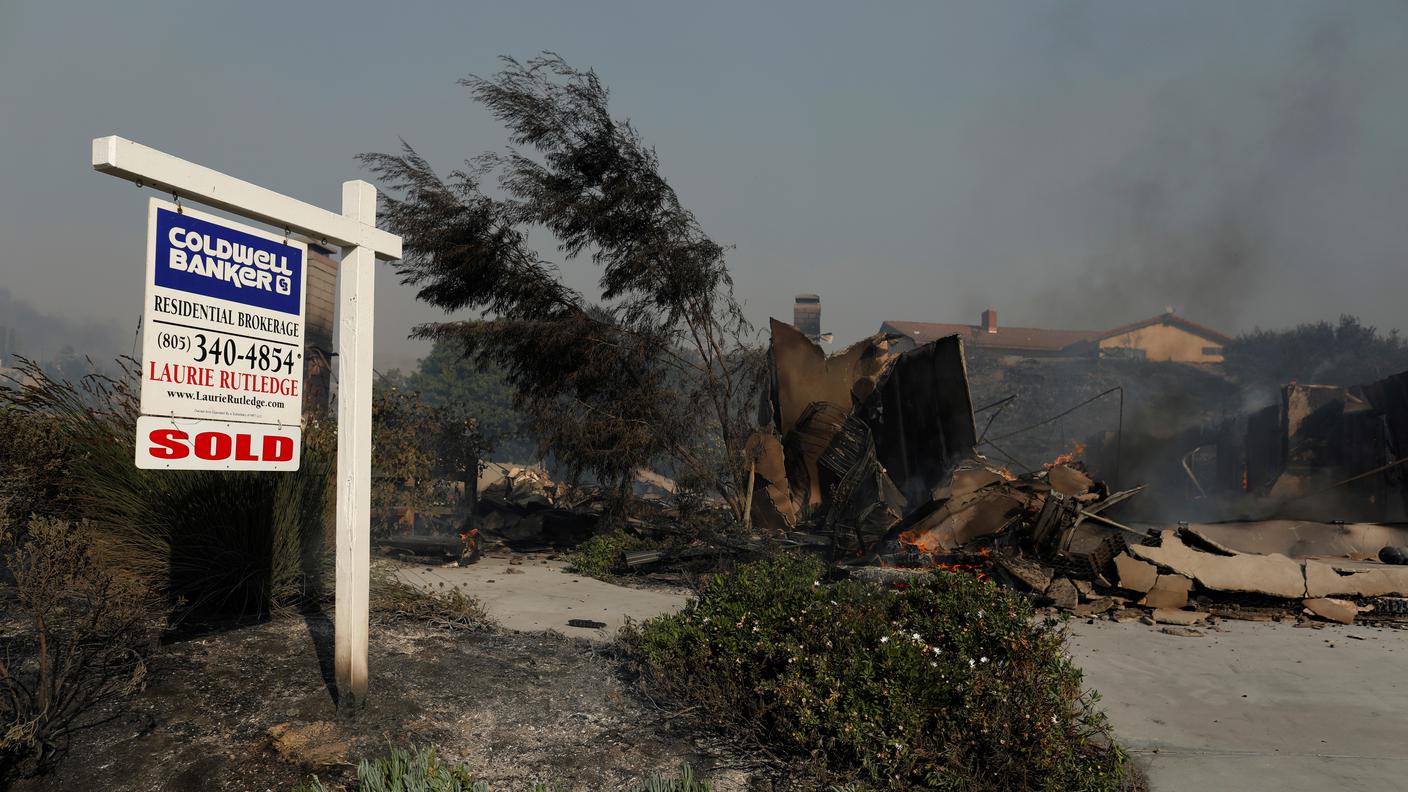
[
  {"x1": 981, "y1": 307, "x2": 998, "y2": 334},
  {"x1": 793, "y1": 294, "x2": 821, "y2": 340}
]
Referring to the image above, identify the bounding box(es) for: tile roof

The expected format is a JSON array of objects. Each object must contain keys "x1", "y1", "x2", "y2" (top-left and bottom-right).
[
  {"x1": 1090, "y1": 312, "x2": 1232, "y2": 346},
  {"x1": 880, "y1": 320, "x2": 1099, "y2": 352},
  {"x1": 880, "y1": 311, "x2": 1231, "y2": 353}
]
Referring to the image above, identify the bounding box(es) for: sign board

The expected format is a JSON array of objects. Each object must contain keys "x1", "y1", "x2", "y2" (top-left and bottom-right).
[
  {"x1": 140, "y1": 198, "x2": 307, "y2": 429},
  {"x1": 134, "y1": 415, "x2": 301, "y2": 471}
]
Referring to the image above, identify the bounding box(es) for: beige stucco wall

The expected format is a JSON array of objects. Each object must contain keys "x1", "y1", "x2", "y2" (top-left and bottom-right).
[{"x1": 1098, "y1": 323, "x2": 1224, "y2": 363}]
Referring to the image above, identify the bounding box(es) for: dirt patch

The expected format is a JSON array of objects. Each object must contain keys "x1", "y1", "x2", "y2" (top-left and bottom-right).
[{"x1": 9, "y1": 615, "x2": 777, "y2": 791}]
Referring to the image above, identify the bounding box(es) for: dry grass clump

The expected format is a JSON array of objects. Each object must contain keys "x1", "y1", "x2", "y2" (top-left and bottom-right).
[{"x1": 369, "y1": 561, "x2": 493, "y2": 632}]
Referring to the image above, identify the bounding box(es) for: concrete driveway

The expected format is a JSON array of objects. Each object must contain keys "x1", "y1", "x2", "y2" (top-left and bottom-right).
[
  {"x1": 394, "y1": 554, "x2": 688, "y2": 641},
  {"x1": 1067, "y1": 618, "x2": 1408, "y2": 792}
]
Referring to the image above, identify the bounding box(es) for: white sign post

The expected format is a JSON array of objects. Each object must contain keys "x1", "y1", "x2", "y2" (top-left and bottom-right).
[{"x1": 93, "y1": 135, "x2": 401, "y2": 714}]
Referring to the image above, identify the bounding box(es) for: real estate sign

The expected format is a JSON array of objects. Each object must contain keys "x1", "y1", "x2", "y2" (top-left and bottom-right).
[{"x1": 136, "y1": 198, "x2": 307, "y2": 469}]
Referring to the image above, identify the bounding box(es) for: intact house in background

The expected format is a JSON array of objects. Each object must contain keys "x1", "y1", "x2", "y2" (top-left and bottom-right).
[{"x1": 880, "y1": 308, "x2": 1231, "y2": 363}]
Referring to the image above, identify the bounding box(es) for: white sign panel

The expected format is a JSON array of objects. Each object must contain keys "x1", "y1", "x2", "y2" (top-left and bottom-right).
[
  {"x1": 141, "y1": 198, "x2": 307, "y2": 428},
  {"x1": 134, "y1": 415, "x2": 301, "y2": 471}
]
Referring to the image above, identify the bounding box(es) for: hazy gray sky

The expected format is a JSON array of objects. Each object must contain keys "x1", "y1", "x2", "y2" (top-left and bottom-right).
[{"x1": 3, "y1": 1, "x2": 1407, "y2": 370}]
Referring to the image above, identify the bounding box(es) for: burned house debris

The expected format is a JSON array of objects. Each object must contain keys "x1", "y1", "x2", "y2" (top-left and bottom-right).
[
  {"x1": 746, "y1": 319, "x2": 1408, "y2": 626},
  {"x1": 1138, "y1": 371, "x2": 1408, "y2": 523},
  {"x1": 387, "y1": 316, "x2": 1408, "y2": 628}
]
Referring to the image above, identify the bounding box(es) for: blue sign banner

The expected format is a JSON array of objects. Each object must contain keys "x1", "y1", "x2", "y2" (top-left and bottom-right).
[{"x1": 153, "y1": 206, "x2": 303, "y2": 315}]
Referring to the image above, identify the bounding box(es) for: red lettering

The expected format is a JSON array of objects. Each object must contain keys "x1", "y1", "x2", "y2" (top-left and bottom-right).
[
  {"x1": 262, "y1": 434, "x2": 294, "y2": 462},
  {"x1": 234, "y1": 433, "x2": 259, "y2": 461},
  {"x1": 193, "y1": 431, "x2": 232, "y2": 460},
  {"x1": 148, "y1": 428, "x2": 189, "y2": 459}
]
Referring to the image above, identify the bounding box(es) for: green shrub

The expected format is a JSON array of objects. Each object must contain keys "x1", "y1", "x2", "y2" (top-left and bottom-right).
[
  {"x1": 638, "y1": 764, "x2": 712, "y2": 792},
  {"x1": 566, "y1": 529, "x2": 648, "y2": 581},
  {"x1": 1, "y1": 359, "x2": 331, "y2": 621},
  {"x1": 293, "y1": 745, "x2": 712, "y2": 791},
  {"x1": 294, "y1": 746, "x2": 480, "y2": 792},
  {"x1": 621, "y1": 554, "x2": 1137, "y2": 792}
]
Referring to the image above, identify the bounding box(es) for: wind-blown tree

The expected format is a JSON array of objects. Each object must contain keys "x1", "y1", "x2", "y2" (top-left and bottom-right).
[{"x1": 362, "y1": 54, "x2": 763, "y2": 519}]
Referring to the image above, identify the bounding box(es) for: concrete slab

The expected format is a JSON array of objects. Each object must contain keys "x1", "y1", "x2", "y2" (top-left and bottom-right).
[
  {"x1": 1067, "y1": 618, "x2": 1408, "y2": 792},
  {"x1": 395, "y1": 555, "x2": 688, "y2": 642}
]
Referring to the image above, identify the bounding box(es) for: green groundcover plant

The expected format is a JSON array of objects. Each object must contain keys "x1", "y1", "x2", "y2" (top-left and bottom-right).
[
  {"x1": 293, "y1": 746, "x2": 714, "y2": 792},
  {"x1": 565, "y1": 529, "x2": 651, "y2": 582},
  {"x1": 621, "y1": 554, "x2": 1140, "y2": 792}
]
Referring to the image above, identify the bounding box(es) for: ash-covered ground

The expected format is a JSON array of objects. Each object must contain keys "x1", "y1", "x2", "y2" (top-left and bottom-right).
[{"x1": 10, "y1": 615, "x2": 779, "y2": 792}]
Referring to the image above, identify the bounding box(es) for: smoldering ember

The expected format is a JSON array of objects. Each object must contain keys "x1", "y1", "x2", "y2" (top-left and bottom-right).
[{"x1": 8, "y1": 15, "x2": 1408, "y2": 792}]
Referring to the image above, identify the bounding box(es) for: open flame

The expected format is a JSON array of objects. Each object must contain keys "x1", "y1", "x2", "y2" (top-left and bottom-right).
[
  {"x1": 891, "y1": 531, "x2": 991, "y2": 581},
  {"x1": 1042, "y1": 440, "x2": 1086, "y2": 470},
  {"x1": 932, "y1": 546, "x2": 990, "y2": 581},
  {"x1": 897, "y1": 529, "x2": 934, "y2": 554}
]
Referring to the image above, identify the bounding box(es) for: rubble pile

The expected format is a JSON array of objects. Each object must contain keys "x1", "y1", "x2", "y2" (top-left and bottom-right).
[
  {"x1": 470, "y1": 464, "x2": 688, "y2": 551},
  {"x1": 1113, "y1": 371, "x2": 1408, "y2": 523},
  {"x1": 965, "y1": 352, "x2": 1239, "y2": 481},
  {"x1": 748, "y1": 321, "x2": 1408, "y2": 626},
  {"x1": 473, "y1": 464, "x2": 607, "y2": 548}
]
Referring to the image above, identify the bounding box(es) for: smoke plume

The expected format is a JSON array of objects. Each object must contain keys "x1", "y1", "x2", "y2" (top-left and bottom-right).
[{"x1": 0, "y1": 287, "x2": 129, "y2": 366}]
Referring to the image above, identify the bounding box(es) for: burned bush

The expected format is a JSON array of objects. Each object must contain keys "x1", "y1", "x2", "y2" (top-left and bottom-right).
[{"x1": 1, "y1": 517, "x2": 164, "y2": 780}]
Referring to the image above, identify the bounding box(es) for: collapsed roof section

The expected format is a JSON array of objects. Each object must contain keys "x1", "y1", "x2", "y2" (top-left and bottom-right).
[{"x1": 751, "y1": 320, "x2": 977, "y2": 545}]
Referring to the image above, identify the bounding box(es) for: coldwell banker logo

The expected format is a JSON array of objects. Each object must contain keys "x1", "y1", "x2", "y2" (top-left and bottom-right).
[{"x1": 153, "y1": 206, "x2": 303, "y2": 315}]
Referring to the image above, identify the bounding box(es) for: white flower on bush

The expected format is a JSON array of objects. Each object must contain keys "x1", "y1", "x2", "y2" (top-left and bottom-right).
[{"x1": 880, "y1": 635, "x2": 890, "y2": 644}]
